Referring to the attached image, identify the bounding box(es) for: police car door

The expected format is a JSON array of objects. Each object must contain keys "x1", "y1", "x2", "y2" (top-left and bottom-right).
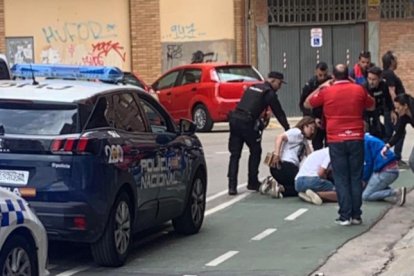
[
  {"x1": 112, "y1": 92, "x2": 160, "y2": 228},
  {"x1": 136, "y1": 94, "x2": 186, "y2": 222}
]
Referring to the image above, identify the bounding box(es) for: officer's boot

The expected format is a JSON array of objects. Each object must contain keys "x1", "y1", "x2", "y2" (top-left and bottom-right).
[{"x1": 228, "y1": 178, "x2": 238, "y2": 196}]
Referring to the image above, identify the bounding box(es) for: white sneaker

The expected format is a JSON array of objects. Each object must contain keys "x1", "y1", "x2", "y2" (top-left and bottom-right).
[
  {"x1": 305, "y1": 189, "x2": 322, "y2": 205},
  {"x1": 397, "y1": 187, "x2": 407, "y2": 206},
  {"x1": 269, "y1": 181, "x2": 284, "y2": 198},
  {"x1": 259, "y1": 176, "x2": 272, "y2": 195},
  {"x1": 298, "y1": 192, "x2": 312, "y2": 203}
]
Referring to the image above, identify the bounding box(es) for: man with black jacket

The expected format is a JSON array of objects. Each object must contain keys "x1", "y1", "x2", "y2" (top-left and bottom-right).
[
  {"x1": 364, "y1": 66, "x2": 394, "y2": 140},
  {"x1": 227, "y1": 71, "x2": 290, "y2": 195},
  {"x1": 299, "y1": 62, "x2": 331, "y2": 150}
]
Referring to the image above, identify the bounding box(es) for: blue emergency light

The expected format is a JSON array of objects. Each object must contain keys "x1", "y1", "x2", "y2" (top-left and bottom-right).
[{"x1": 11, "y1": 64, "x2": 124, "y2": 83}]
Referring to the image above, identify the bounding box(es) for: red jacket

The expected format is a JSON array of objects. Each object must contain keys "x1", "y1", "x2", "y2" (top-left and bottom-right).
[{"x1": 309, "y1": 80, "x2": 374, "y2": 142}]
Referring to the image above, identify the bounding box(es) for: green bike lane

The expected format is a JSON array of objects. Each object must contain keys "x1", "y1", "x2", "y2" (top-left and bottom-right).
[{"x1": 65, "y1": 171, "x2": 412, "y2": 276}]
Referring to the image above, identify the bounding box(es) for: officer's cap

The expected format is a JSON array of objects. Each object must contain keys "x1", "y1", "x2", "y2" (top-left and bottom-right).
[{"x1": 268, "y1": 71, "x2": 286, "y2": 83}]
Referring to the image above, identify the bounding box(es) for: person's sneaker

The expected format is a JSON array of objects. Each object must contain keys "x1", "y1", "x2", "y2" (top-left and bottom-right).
[
  {"x1": 269, "y1": 181, "x2": 284, "y2": 198},
  {"x1": 397, "y1": 187, "x2": 407, "y2": 206},
  {"x1": 398, "y1": 160, "x2": 410, "y2": 170},
  {"x1": 335, "y1": 218, "x2": 351, "y2": 226},
  {"x1": 305, "y1": 189, "x2": 323, "y2": 205},
  {"x1": 259, "y1": 176, "x2": 273, "y2": 195},
  {"x1": 351, "y1": 217, "x2": 362, "y2": 225},
  {"x1": 298, "y1": 192, "x2": 312, "y2": 203}
]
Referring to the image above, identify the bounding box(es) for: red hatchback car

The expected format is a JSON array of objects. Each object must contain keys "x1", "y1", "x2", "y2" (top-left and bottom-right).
[{"x1": 152, "y1": 63, "x2": 264, "y2": 131}]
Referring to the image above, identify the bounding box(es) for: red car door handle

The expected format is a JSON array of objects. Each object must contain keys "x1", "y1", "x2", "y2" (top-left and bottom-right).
[
  {"x1": 166, "y1": 91, "x2": 172, "y2": 96},
  {"x1": 191, "y1": 87, "x2": 197, "y2": 92}
]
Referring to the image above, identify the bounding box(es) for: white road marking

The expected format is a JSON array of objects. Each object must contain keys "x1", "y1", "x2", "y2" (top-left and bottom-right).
[
  {"x1": 251, "y1": 228, "x2": 277, "y2": 241},
  {"x1": 284, "y1": 208, "x2": 308, "y2": 221},
  {"x1": 206, "y1": 183, "x2": 247, "y2": 202},
  {"x1": 205, "y1": 251, "x2": 239, "y2": 267},
  {"x1": 205, "y1": 193, "x2": 250, "y2": 216},
  {"x1": 215, "y1": 150, "x2": 248, "y2": 154},
  {"x1": 55, "y1": 265, "x2": 91, "y2": 276}
]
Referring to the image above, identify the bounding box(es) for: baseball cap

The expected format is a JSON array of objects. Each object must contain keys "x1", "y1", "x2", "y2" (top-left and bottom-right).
[{"x1": 268, "y1": 71, "x2": 286, "y2": 83}]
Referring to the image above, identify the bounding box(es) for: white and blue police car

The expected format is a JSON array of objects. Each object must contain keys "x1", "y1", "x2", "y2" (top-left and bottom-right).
[
  {"x1": 0, "y1": 188, "x2": 48, "y2": 276},
  {"x1": 0, "y1": 64, "x2": 207, "y2": 267}
]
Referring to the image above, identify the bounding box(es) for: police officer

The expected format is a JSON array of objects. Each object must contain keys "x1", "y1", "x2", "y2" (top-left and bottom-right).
[
  {"x1": 299, "y1": 62, "x2": 331, "y2": 150},
  {"x1": 227, "y1": 71, "x2": 290, "y2": 195}
]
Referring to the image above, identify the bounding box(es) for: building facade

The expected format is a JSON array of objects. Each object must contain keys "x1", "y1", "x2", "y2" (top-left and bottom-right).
[{"x1": 0, "y1": 0, "x2": 413, "y2": 115}]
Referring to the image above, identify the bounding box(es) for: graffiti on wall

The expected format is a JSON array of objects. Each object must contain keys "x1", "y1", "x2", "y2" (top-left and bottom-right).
[
  {"x1": 162, "y1": 23, "x2": 207, "y2": 41},
  {"x1": 40, "y1": 21, "x2": 127, "y2": 68},
  {"x1": 6, "y1": 37, "x2": 34, "y2": 66},
  {"x1": 162, "y1": 40, "x2": 234, "y2": 72},
  {"x1": 42, "y1": 21, "x2": 117, "y2": 44}
]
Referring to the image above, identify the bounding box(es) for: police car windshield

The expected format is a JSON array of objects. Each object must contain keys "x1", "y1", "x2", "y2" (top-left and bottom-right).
[
  {"x1": 215, "y1": 66, "x2": 262, "y2": 82},
  {"x1": 0, "y1": 102, "x2": 79, "y2": 135}
]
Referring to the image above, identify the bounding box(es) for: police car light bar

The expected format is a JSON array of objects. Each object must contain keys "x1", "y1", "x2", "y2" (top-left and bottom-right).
[{"x1": 11, "y1": 64, "x2": 124, "y2": 83}]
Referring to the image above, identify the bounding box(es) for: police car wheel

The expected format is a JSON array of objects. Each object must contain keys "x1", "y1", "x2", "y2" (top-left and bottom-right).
[
  {"x1": 91, "y1": 191, "x2": 132, "y2": 267},
  {"x1": 0, "y1": 234, "x2": 38, "y2": 276},
  {"x1": 192, "y1": 104, "x2": 213, "y2": 132},
  {"x1": 172, "y1": 172, "x2": 206, "y2": 235}
]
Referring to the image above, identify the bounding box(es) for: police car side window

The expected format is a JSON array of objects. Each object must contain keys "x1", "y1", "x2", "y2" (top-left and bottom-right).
[
  {"x1": 157, "y1": 71, "x2": 179, "y2": 90},
  {"x1": 85, "y1": 96, "x2": 112, "y2": 129},
  {"x1": 139, "y1": 99, "x2": 168, "y2": 133},
  {"x1": 112, "y1": 93, "x2": 146, "y2": 132}
]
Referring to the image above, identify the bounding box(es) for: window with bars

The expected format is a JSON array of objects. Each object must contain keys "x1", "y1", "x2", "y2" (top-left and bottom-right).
[
  {"x1": 380, "y1": 0, "x2": 414, "y2": 19},
  {"x1": 268, "y1": 0, "x2": 367, "y2": 25}
]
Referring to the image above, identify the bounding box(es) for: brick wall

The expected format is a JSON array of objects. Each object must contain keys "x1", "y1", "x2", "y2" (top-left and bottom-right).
[
  {"x1": 0, "y1": 0, "x2": 5, "y2": 53},
  {"x1": 234, "y1": 0, "x2": 245, "y2": 63},
  {"x1": 250, "y1": 0, "x2": 267, "y2": 67},
  {"x1": 129, "y1": 0, "x2": 161, "y2": 84},
  {"x1": 379, "y1": 20, "x2": 414, "y2": 95}
]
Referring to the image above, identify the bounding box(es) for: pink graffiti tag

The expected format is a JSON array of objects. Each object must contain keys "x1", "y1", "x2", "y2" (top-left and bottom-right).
[
  {"x1": 82, "y1": 55, "x2": 104, "y2": 66},
  {"x1": 91, "y1": 41, "x2": 126, "y2": 62}
]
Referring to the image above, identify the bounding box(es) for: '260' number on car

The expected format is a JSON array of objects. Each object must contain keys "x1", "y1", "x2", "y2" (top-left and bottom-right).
[{"x1": 104, "y1": 145, "x2": 124, "y2": 164}]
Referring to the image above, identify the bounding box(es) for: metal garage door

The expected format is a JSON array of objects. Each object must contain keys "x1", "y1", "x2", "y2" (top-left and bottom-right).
[{"x1": 269, "y1": 24, "x2": 365, "y2": 116}]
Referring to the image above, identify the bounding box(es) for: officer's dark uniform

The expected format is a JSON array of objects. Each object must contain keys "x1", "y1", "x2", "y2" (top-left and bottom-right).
[
  {"x1": 364, "y1": 80, "x2": 393, "y2": 139},
  {"x1": 227, "y1": 73, "x2": 289, "y2": 195},
  {"x1": 299, "y1": 75, "x2": 331, "y2": 150}
]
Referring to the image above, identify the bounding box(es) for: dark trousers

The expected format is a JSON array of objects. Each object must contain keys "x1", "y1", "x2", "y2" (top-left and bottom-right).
[
  {"x1": 384, "y1": 111, "x2": 405, "y2": 160},
  {"x1": 312, "y1": 127, "x2": 326, "y2": 150},
  {"x1": 329, "y1": 140, "x2": 364, "y2": 220},
  {"x1": 269, "y1": 161, "x2": 299, "y2": 197},
  {"x1": 227, "y1": 115, "x2": 262, "y2": 188}
]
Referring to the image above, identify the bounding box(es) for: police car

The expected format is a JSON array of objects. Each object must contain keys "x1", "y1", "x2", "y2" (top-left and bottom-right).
[
  {"x1": 0, "y1": 188, "x2": 48, "y2": 276},
  {"x1": 0, "y1": 64, "x2": 207, "y2": 267}
]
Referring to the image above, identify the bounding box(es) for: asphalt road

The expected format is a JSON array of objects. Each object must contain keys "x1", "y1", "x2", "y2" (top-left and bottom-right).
[{"x1": 47, "y1": 122, "x2": 414, "y2": 276}]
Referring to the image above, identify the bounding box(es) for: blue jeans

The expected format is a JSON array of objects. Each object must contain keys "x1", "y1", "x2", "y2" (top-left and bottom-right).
[
  {"x1": 295, "y1": 176, "x2": 335, "y2": 193},
  {"x1": 329, "y1": 140, "x2": 364, "y2": 220},
  {"x1": 362, "y1": 169, "x2": 399, "y2": 201}
]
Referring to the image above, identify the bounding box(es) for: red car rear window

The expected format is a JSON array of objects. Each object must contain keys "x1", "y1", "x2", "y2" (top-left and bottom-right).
[{"x1": 215, "y1": 66, "x2": 262, "y2": 82}]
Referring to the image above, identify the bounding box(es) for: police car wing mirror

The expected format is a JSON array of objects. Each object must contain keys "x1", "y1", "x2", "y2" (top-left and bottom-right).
[{"x1": 179, "y1": 119, "x2": 196, "y2": 134}]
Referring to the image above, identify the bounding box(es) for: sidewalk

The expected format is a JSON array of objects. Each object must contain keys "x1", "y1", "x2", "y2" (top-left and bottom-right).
[{"x1": 311, "y1": 187, "x2": 414, "y2": 276}]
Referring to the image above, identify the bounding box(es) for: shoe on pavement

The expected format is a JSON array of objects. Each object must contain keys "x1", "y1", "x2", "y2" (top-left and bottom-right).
[
  {"x1": 398, "y1": 160, "x2": 410, "y2": 170},
  {"x1": 351, "y1": 217, "x2": 362, "y2": 225},
  {"x1": 259, "y1": 176, "x2": 273, "y2": 195},
  {"x1": 305, "y1": 189, "x2": 322, "y2": 205},
  {"x1": 298, "y1": 192, "x2": 312, "y2": 203},
  {"x1": 228, "y1": 187, "x2": 237, "y2": 196},
  {"x1": 269, "y1": 181, "x2": 284, "y2": 198},
  {"x1": 335, "y1": 218, "x2": 351, "y2": 226},
  {"x1": 397, "y1": 187, "x2": 407, "y2": 206}
]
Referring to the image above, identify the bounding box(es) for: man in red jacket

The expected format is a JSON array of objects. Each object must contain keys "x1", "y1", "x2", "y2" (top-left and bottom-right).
[{"x1": 304, "y1": 64, "x2": 375, "y2": 226}]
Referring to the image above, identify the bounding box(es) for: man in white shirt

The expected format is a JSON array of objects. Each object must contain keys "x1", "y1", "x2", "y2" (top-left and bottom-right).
[{"x1": 295, "y1": 147, "x2": 336, "y2": 205}]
